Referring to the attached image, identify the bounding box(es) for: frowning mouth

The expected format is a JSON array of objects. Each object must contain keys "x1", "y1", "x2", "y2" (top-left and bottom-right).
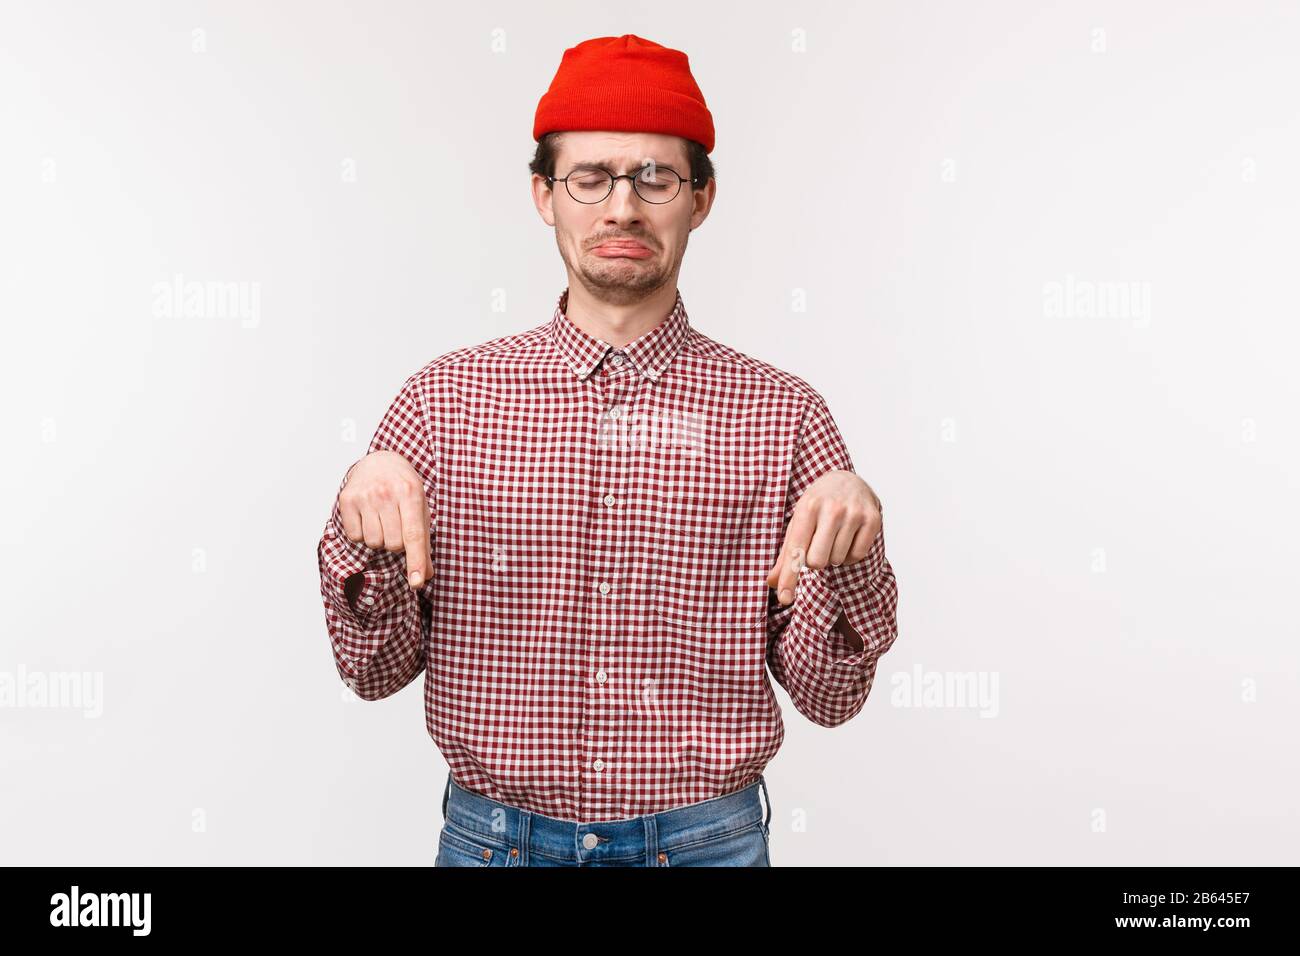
[{"x1": 591, "y1": 240, "x2": 653, "y2": 258}]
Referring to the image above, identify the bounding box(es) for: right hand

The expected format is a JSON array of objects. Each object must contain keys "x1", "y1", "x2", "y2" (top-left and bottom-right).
[{"x1": 337, "y1": 450, "x2": 434, "y2": 589}]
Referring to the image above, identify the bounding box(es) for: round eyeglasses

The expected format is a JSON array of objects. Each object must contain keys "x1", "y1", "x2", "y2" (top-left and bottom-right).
[{"x1": 547, "y1": 165, "x2": 696, "y2": 204}]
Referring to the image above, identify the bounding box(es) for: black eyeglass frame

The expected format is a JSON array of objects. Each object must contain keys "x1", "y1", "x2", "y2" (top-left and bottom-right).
[{"x1": 546, "y1": 164, "x2": 701, "y2": 204}]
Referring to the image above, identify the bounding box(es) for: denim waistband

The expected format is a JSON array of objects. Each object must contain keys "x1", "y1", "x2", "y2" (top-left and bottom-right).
[{"x1": 439, "y1": 773, "x2": 772, "y2": 866}]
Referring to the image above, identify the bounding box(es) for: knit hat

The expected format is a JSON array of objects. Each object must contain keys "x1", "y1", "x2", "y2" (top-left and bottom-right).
[{"x1": 533, "y1": 34, "x2": 715, "y2": 154}]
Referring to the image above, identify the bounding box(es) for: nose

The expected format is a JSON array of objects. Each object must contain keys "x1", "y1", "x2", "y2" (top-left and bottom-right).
[{"x1": 602, "y1": 177, "x2": 645, "y2": 228}]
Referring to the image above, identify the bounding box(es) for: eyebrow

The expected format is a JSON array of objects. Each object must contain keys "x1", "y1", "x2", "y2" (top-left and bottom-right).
[{"x1": 571, "y1": 159, "x2": 679, "y2": 173}]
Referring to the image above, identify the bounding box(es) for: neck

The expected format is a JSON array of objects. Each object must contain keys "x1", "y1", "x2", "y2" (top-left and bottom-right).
[{"x1": 562, "y1": 280, "x2": 678, "y2": 347}]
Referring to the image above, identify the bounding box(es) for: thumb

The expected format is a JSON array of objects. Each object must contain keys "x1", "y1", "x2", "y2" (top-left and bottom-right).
[{"x1": 766, "y1": 553, "x2": 783, "y2": 587}]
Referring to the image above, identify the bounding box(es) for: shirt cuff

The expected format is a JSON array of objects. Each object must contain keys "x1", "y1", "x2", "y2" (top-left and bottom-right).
[
  {"x1": 797, "y1": 533, "x2": 889, "y2": 666},
  {"x1": 320, "y1": 500, "x2": 407, "y2": 621}
]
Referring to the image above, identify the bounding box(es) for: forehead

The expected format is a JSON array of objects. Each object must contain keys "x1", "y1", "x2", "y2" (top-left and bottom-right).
[{"x1": 555, "y1": 131, "x2": 689, "y2": 170}]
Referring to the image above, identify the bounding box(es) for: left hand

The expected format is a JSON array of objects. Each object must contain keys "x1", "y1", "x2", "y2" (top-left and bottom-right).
[{"x1": 766, "y1": 469, "x2": 882, "y2": 606}]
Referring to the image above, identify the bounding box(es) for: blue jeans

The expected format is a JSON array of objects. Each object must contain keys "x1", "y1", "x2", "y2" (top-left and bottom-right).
[{"x1": 435, "y1": 772, "x2": 773, "y2": 867}]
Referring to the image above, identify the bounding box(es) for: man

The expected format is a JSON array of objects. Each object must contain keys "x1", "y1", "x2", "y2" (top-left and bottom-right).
[{"x1": 316, "y1": 34, "x2": 900, "y2": 867}]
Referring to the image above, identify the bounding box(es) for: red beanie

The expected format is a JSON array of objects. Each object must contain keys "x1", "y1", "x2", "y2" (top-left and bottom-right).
[{"x1": 533, "y1": 34, "x2": 715, "y2": 154}]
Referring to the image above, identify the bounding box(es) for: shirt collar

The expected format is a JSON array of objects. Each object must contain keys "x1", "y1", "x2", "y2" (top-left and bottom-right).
[{"x1": 548, "y1": 286, "x2": 691, "y2": 382}]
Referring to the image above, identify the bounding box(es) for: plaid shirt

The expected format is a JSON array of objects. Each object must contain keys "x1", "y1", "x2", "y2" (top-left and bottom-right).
[{"x1": 317, "y1": 287, "x2": 899, "y2": 821}]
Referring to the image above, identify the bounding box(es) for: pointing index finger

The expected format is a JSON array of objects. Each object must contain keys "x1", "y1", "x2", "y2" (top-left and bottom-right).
[{"x1": 401, "y1": 481, "x2": 433, "y2": 588}]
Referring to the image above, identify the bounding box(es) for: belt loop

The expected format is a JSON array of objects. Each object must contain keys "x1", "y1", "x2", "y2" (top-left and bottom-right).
[
  {"x1": 441, "y1": 770, "x2": 452, "y2": 819},
  {"x1": 759, "y1": 774, "x2": 771, "y2": 830},
  {"x1": 519, "y1": 810, "x2": 531, "y2": 867},
  {"x1": 644, "y1": 814, "x2": 658, "y2": 867}
]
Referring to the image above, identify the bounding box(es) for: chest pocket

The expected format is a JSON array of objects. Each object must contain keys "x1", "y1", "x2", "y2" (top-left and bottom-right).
[{"x1": 654, "y1": 459, "x2": 773, "y2": 631}]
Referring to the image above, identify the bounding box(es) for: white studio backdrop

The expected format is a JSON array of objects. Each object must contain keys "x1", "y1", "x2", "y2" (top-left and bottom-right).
[{"x1": 1, "y1": 0, "x2": 1296, "y2": 865}]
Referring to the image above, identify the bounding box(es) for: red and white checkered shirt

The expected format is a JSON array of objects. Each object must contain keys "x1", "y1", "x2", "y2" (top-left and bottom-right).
[{"x1": 317, "y1": 287, "x2": 899, "y2": 821}]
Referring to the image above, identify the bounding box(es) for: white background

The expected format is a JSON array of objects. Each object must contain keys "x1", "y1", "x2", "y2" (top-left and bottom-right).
[{"x1": 1, "y1": 1, "x2": 1296, "y2": 865}]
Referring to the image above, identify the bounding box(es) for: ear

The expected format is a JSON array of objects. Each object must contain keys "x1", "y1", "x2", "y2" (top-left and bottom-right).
[{"x1": 531, "y1": 174, "x2": 557, "y2": 227}]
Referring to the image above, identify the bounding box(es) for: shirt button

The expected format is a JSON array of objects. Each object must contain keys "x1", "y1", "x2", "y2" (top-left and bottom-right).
[
  {"x1": 362, "y1": 596, "x2": 375, "y2": 606},
  {"x1": 602, "y1": 493, "x2": 615, "y2": 506},
  {"x1": 596, "y1": 670, "x2": 607, "y2": 684},
  {"x1": 593, "y1": 758, "x2": 605, "y2": 771},
  {"x1": 610, "y1": 353, "x2": 625, "y2": 366},
  {"x1": 608, "y1": 405, "x2": 622, "y2": 419},
  {"x1": 582, "y1": 833, "x2": 599, "y2": 849},
  {"x1": 597, "y1": 582, "x2": 611, "y2": 595}
]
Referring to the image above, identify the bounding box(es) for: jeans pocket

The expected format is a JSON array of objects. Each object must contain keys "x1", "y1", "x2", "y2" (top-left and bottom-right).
[
  {"x1": 435, "y1": 821, "x2": 517, "y2": 867},
  {"x1": 659, "y1": 821, "x2": 769, "y2": 868}
]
